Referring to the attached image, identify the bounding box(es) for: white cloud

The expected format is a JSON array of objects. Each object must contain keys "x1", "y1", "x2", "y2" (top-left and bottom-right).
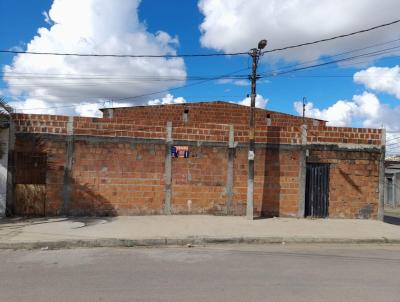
[
  {"x1": 295, "y1": 92, "x2": 400, "y2": 131},
  {"x1": 238, "y1": 94, "x2": 268, "y2": 108},
  {"x1": 147, "y1": 94, "x2": 186, "y2": 105},
  {"x1": 354, "y1": 65, "x2": 400, "y2": 99},
  {"x1": 198, "y1": 0, "x2": 400, "y2": 63},
  {"x1": 386, "y1": 132, "x2": 400, "y2": 156},
  {"x1": 75, "y1": 103, "x2": 102, "y2": 117},
  {"x1": 294, "y1": 99, "x2": 356, "y2": 127},
  {"x1": 4, "y1": 0, "x2": 186, "y2": 116},
  {"x1": 75, "y1": 101, "x2": 131, "y2": 117},
  {"x1": 10, "y1": 98, "x2": 57, "y2": 115},
  {"x1": 42, "y1": 11, "x2": 52, "y2": 25},
  {"x1": 217, "y1": 79, "x2": 249, "y2": 86}
]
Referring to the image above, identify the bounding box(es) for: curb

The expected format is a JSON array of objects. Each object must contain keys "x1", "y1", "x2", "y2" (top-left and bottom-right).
[{"x1": 1, "y1": 236, "x2": 400, "y2": 250}]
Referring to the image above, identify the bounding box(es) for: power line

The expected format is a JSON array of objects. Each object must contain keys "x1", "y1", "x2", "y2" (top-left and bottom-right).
[
  {"x1": 0, "y1": 50, "x2": 247, "y2": 58},
  {"x1": 387, "y1": 142, "x2": 400, "y2": 148},
  {"x1": 5, "y1": 93, "x2": 245, "y2": 100},
  {"x1": 1, "y1": 19, "x2": 399, "y2": 59},
  {"x1": 6, "y1": 43, "x2": 399, "y2": 110},
  {"x1": 7, "y1": 43, "x2": 400, "y2": 109},
  {"x1": 3, "y1": 74, "x2": 249, "y2": 82},
  {"x1": 4, "y1": 38, "x2": 399, "y2": 87},
  {"x1": 260, "y1": 37, "x2": 400, "y2": 75},
  {"x1": 6, "y1": 37, "x2": 400, "y2": 78},
  {"x1": 3, "y1": 73, "x2": 399, "y2": 81},
  {"x1": 273, "y1": 46, "x2": 400, "y2": 76},
  {"x1": 263, "y1": 19, "x2": 400, "y2": 54},
  {"x1": 13, "y1": 95, "x2": 246, "y2": 112},
  {"x1": 3, "y1": 73, "x2": 250, "y2": 89},
  {"x1": 13, "y1": 66, "x2": 251, "y2": 111},
  {"x1": 260, "y1": 45, "x2": 400, "y2": 78},
  {"x1": 5, "y1": 19, "x2": 400, "y2": 112},
  {"x1": 115, "y1": 67, "x2": 250, "y2": 102},
  {"x1": 5, "y1": 43, "x2": 399, "y2": 86},
  {"x1": 386, "y1": 136, "x2": 400, "y2": 143}
]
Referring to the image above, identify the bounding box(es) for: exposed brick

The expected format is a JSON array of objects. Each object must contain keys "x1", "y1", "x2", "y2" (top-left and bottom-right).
[{"x1": 10, "y1": 102, "x2": 382, "y2": 218}]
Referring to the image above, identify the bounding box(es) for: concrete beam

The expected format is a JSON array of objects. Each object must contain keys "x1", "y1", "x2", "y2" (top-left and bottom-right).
[
  {"x1": 378, "y1": 129, "x2": 386, "y2": 221},
  {"x1": 0, "y1": 128, "x2": 9, "y2": 217},
  {"x1": 226, "y1": 125, "x2": 235, "y2": 215},
  {"x1": 14, "y1": 133, "x2": 382, "y2": 154},
  {"x1": 61, "y1": 117, "x2": 74, "y2": 216},
  {"x1": 6, "y1": 120, "x2": 15, "y2": 216},
  {"x1": 164, "y1": 122, "x2": 173, "y2": 215},
  {"x1": 298, "y1": 125, "x2": 307, "y2": 218},
  {"x1": 392, "y1": 173, "x2": 397, "y2": 207}
]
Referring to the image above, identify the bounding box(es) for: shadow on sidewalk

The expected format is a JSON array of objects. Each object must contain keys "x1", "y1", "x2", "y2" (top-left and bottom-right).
[{"x1": 0, "y1": 216, "x2": 116, "y2": 229}]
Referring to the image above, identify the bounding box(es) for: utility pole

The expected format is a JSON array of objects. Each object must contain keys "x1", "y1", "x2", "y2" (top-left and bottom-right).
[
  {"x1": 302, "y1": 97, "x2": 307, "y2": 123},
  {"x1": 246, "y1": 39, "x2": 267, "y2": 220}
]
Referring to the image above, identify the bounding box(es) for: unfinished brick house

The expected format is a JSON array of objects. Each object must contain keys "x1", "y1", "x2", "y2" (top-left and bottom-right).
[{"x1": 5, "y1": 101, "x2": 385, "y2": 219}]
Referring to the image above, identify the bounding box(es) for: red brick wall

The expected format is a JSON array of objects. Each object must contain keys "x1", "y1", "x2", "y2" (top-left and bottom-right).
[
  {"x1": 10, "y1": 104, "x2": 383, "y2": 219},
  {"x1": 231, "y1": 148, "x2": 301, "y2": 217},
  {"x1": 102, "y1": 101, "x2": 325, "y2": 127},
  {"x1": 13, "y1": 113, "x2": 382, "y2": 146},
  {"x1": 171, "y1": 146, "x2": 228, "y2": 214},
  {"x1": 44, "y1": 140, "x2": 66, "y2": 216},
  {"x1": 308, "y1": 150, "x2": 380, "y2": 219},
  {"x1": 69, "y1": 141, "x2": 165, "y2": 215},
  {"x1": 246, "y1": 148, "x2": 302, "y2": 218},
  {"x1": 307, "y1": 126, "x2": 382, "y2": 146},
  {"x1": 231, "y1": 148, "x2": 248, "y2": 215}
]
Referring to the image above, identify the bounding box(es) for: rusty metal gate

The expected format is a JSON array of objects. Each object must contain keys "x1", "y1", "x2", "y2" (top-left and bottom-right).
[
  {"x1": 15, "y1": 152, "x2": 47, "y2": 216},
  {"x1": 305, "y1": 163, "x2": 330, "y2": 218}
]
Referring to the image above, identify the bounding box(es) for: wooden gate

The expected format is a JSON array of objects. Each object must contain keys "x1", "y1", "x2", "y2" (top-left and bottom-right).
[{"x1": 15, "y1": 152, "x2": 47, "y2": 216}]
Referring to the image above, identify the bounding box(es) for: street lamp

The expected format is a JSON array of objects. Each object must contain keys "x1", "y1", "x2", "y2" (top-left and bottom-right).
[
  {"x1": 258, "y1": 39, "x2": 268, "y2": 50},
  {"x1": 246, "y1": 39, "x2": 267, "y2": 220}
]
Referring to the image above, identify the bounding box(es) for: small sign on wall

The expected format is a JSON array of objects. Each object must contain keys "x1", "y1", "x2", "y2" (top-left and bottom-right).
[{"x1": 171, "y1": 146, "x2": 190, "y2": 158}]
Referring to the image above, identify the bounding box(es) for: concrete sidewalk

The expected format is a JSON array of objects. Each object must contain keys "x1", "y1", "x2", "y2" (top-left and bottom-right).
[{"x1": 0, "y1": 216, "x2": 400, "y2": 249}]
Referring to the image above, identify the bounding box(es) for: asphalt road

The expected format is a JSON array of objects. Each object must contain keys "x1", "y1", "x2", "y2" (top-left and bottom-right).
[{"x1": 1, "y1": 244, "x2": 400, "y2": 302}]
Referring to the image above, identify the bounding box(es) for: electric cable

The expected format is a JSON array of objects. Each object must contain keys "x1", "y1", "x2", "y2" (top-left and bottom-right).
[{"x1": 1, "y1": 19, "x2": 399, "y2": 58}]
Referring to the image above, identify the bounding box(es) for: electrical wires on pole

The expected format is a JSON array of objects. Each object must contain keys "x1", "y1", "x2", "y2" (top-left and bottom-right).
[
  {"x1": 0, "y1": 19, "x2": 399, "y2": 59},
  {"x1": 1, "y1": 18, "x2": 400, "y2": 113}
]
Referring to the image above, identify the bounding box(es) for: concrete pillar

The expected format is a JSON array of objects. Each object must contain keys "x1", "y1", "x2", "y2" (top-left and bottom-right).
[
  {"x1": 225, "y1": 125, "x2": 235, "y2": 215},
  {"x1": 61, "y1": 116, "x2": 74, "y2": 215},
  {"x1": 0, "y1": 128, "x2": 9, "y2": 217},
  {"x1": 6, "y1": 119, "x2": 15, "y2": 216},
  {"x1": 396, "y1": 173, "x2": 400, "y2": 207},
  {"x1": 383, "y1": 177, "x2": 388, "y2": 207},
  {"x1": 393, "y1": 173, "x2": 397, "y2": 207},
  {"x1": 164, "y1": 121, "x2": 172, "y2": 215},
  {"x1": 298, "y1": 124, "x2": 307, "y2": 218},
  {"x1": 378, "y1": 129, "x2": 386, "y2": 221},
  {"x1": 106, "y1": 109, "x2": 114, "y2": 119}
]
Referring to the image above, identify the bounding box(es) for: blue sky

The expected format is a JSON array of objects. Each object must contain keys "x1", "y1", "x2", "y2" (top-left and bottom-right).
[{"x1": 1, "y1": 0, "x2": 400, "y2": 136}]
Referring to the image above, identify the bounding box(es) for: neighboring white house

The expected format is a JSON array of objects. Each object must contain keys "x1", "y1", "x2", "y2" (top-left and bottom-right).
[{"x1": 385, "y1": 160, "x2": 400, "y2": 208}]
